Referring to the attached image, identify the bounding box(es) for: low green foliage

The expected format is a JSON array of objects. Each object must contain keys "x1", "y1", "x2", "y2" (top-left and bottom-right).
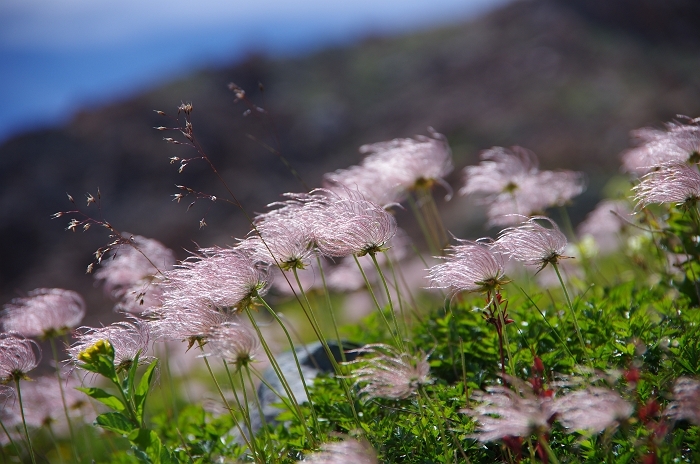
[{"x1": 4, "y1": 226, "x2": 700, "y2": 462}]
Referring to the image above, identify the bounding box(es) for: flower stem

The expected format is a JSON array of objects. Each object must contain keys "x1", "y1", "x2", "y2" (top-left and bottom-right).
[
  {"x1": 49, "y1": 338, "x2": 80, "y2": 462},
  {"x1": 315, "y1": 256, "x2": 345, "y2": 362},
  {"x1": 247, "y1": 303, "x2": 318, "y2": 446},
  {"x1": 14, "y1": 378, "x2": 37, "y2": 464},
  {"x1": 538, "y1": 434, "x2": 560, "y2": 464},
  {"x1": 291, "y1": 267, "x2": 329, "y2": 348},
  {"x1": 0, "y1": 418, "x2": 22, "y2": 460},
  {"x1": 112, "y1": 371, "x2": 139, "y2": 428},
  {"x1": 199, "y1": 345, "x2": 260, "y2": 462},
  {"x1": 407, "y1": 193, "x2": 440, "y2": 254},
  {"x1": 243, "y1": 365, "x2": 271, "y2": 440},
  {"x1": 291, "y1": 268, "x2": 362, "y2": 426},
  {"x1": 514, "y1": 283, "x2": 577, "y2": 365},
  {"x1": 551, "y1": 262, "x2": 588, "y2": 361},
  {"x1": 493, "y1": 295, "x2": 516, "y2": 377},
  {"x1": 352, "y1": 254, "x2": 401, "y2": 347},
  {"x1": 421, "y1": 186, "x2": 449, "y2": 250},
  {"x1": 370, "y1": 252, "x2": 405, "y2": 350},
  {"x1": 222, "y1": 361, "x2": 257, "y2": 457},
  {"x1": 46, "y1": 423, "x2": 65, "y2": 464}
]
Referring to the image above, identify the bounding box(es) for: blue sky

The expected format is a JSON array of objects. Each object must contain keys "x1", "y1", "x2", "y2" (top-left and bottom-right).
[{"x1": 0, "y1": 0, "x2": 509, "y2": 142}]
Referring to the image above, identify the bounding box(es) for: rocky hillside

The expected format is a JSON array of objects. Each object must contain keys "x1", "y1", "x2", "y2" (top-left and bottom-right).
[{"x1": 1, "y1": 0, "x2": 699, "y2": 315}]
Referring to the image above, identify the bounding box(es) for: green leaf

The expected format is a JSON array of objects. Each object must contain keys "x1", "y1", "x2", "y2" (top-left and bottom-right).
[
  {"x1": 128, "y1": 428, "x2": 177, "y2": 464},
  {"x1": 76, "y1": 387, "x2": 126, "y2": 411},
  {"x1": 135, "y1": 360, "x2": 158, "y2": 420},
  {"x1": 124, "y1": 350, "x2": 142, "y2": 397},
  {"x1": 95, "y1": 412, "x2": 135, "y2": 435}
]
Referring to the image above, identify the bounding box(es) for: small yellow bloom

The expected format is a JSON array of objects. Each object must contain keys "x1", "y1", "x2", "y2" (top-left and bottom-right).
[{"x1": 77, "y1": 339, "x2": 113, "y2": 364}]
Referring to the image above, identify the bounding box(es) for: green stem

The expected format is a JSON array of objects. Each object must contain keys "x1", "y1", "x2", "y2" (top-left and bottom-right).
[
  {"x1": 423, "y1": 187, "x2": 448, "y2": 250},
  {"x1": 407, "y1": 193, "x2": 439, "y2": 254},
  {"x1": 315, "y1": 256, "x2": 345, "y2": 362},
  {"x1": 112, "y1": 372, "x2": 139, "y2": 427},
  {"x1": 246, "y1": 304, "x2": 317, "y2": 446},
  {"x1": 419, "y1": 386, "x2": 453, "y2": 463},
  {"x1": 370, "y1": 252, "x2": 405, "y2": 350},
  {"x1": 514, "y1": 283, "x2": 577, "y2": 365},
  {"x1": 384, "y1": 252, "x2": 410, "y2": 335},
  {"x1": 14, "y1": 378, "x2": 37, "y2": 464},
  {"x1": 538, "y1": 434, "x2": 560, "y2": 464},
  {"x1": 493, "y1": 296, "x2": 516, "y2": 377},
  {"x1": 0, "y1": 418, "x2": 21, "y2": 461},
  {"x1": 46, "y1": 423, "x2": 65, "y2": 464},
  {"x1": 49, "y1": 338, "x2": 80, "y2": 462},
  {"x1": 222, "y1": 361, "x2": 257, "y2": 458},
  {"x1": 161, "y1": 343, "x2": 180, "y2": 418},
  {"x1": 291, "y1": 267, "x2": 328, "y2": 348},
  {"x1": 551, "y1": 262, "x2": 587, "y2": 361},
  {"x1": 243, "y1": 365, "x2": 276, "y2": 463},
  {"x1": 352, "y1": 255, "x2": 400, "y2": 346},
  {"x1": 291, "y1": 267, "x2": 362, "y2": 426},
  {"x1": 198, "y1": 344, "x2": 259, "y2": 461},
  {"x1": 243, "y1": 365, "x2": 269, "y2": 434}
]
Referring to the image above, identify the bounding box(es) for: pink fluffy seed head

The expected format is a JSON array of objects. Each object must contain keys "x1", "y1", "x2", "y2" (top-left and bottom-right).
[
  {"x1": 2, "y1": 288, "x2": 86, "y2": 338},
  {"x1": 427, "y1": 240, "x2": 507, "y2": 294},
  {"x1": 345, "y1": 344, "x2": 431, "y2": 400},
  {"x1": 633, "y1": 163, "x2": 700, "y2": 208},
  {"x1": 493, "y1": 216, "x2": 568, "y2": 269},
  {"x1": 0, "y1": 333, "x2": 41, "y2": 382}
]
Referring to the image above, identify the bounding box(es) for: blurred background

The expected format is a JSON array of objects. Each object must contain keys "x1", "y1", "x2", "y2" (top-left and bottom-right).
[{"x1": 1, "y1": 0, "x2": 700, "y2": 324}]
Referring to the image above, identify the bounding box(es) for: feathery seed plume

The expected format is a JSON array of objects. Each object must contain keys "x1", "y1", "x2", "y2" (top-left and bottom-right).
[
  {"x1": 427, "y1": 240, "x2": 507, "y2": 294},
  {"x1": 493, "y1": 216, "x2": 568, "y2": 270},
  {"x1": 247, "y1": 207, "x2": 316, "y2": 271},
  {"x1": 345, "y1": 344, "x2": 430, "y2": 400},
  {"x1": 666, "y1": 377, "x2": 700, "y2": 425},
  {"x1": 299, "y1": 437, "x2": 378, "y2": 464},
  {"x1": 205, "y1": 321, "x2": 259, "y2": 370},
  {"x1": 633, "y1": 163, "x2": 700, "y2": 208},
  {"x1": 621, "y1": 117, "x2": 700, "y2": 174},
  {"x1": 325, "y1": 129, "x2": 452, "y2": 206},
  {"x1": 462, "y1": 378, "x2": 553, "y2": 442},
  {"x1": 160, "y1": 246, "x2": 271, "y2": 315},
  {"x1": 308, "y1": 189, "x2": 397, "y2": 258},
  {"x1": 2, "y1": 288, "x2": 86, "y2": 339},
  {"x1": 69, "y1": 319, "x2": 152, "y2": 371},
  {"x1": 95, "y1": 234, "x2": 176, "y2": 313},
  {"x1": 552, "y1": 387, "x2": 633, "y2": 434},
  {"x1": 0, "y1": 333, "x2": 41, "y2": 382},
  {"x1": 151, "y1": 306, "x2": 232, "y2": 346},
  {"x1": 461, "y1": 147, "x2": 584, "y2": 226}
]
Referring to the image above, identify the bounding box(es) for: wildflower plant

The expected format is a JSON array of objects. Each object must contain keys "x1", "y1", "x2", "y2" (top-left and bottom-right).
[
  {"x1": 8, "y1": 94, "x2": 700, "y2": 464},
  {"x1": 70, "y1": 338, "x2": 174, "y2": 463}
]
